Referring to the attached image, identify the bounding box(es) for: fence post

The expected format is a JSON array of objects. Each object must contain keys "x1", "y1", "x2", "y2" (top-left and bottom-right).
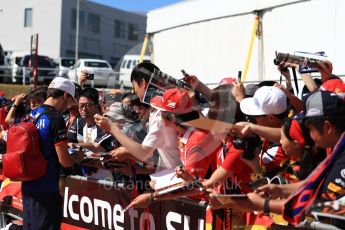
[
  {"x1": 0, "y1": 212, "x2": 6, "y2": 228},
  {"x1": 23, "y1": 67, "x2": 26, "y2": 85}
]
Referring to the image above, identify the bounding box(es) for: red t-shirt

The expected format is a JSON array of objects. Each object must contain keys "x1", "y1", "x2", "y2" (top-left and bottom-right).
[
  {"x1": 259, "y1": 140, "x2": 288, "y2": 173},
  {"x1": 220, "y1": 140, "x2": 253, "y2": 193},
  {"x1": 179, "y1": 128, "x2": 219, "y2": 179}
]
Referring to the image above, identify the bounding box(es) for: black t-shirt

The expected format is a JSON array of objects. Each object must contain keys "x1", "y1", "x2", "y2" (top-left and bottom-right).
[
  {"x1": 320, "y1": 149, "x2": 345, "y2": 202},
  {"x1": 83, "y1": 124, "x2": 119, "y2": 151},
  {"x1": 23, "y1": 105, "x2": 67, "y2": 193},
  {"x1": 63, "y1": 113, "x2": 85, "y2": 143},
  {"x1": 318, "y1": 147, "x2": 345, "y2": 229}
]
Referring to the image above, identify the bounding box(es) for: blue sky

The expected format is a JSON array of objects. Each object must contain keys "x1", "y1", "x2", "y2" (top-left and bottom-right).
[{"x1": 90, "y1": 0, "x2": 183, "y2": 13}]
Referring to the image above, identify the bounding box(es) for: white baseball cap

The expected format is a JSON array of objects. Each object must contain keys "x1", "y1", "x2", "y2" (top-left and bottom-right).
[
  {"x1": 48, "y1": 77, "x2": 75, "y2": 98},
  {"x1": 240, "y1": 86, "x2": 287, "y2": 116}
]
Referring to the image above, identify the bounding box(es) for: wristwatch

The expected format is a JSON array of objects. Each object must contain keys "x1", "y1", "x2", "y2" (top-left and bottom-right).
[{"x1": 264, "y1": 198, "x2": 270, "y2": 216}]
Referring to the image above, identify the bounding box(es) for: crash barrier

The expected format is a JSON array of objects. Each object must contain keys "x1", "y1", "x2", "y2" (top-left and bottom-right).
[
  {"x1": 63, "y1": 175, "x2": 208, "y2": 230},
  {"x1": 0, "y1": 175, "x2": 343, "y2": 229},
  {"x1": 62, "y1": 176, "x2": 345, "y2": 230}
]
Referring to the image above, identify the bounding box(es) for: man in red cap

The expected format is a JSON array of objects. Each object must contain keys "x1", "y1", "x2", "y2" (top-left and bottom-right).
[
  {"x1": 121, "y1": 88, "x2": 220, "y2": 209},
  {"x1": 95, "y1": 63, "x2": 181, "y2": 172},
  {"x1": 150, "y1": 88, "x2": 220, "y2": 180}
]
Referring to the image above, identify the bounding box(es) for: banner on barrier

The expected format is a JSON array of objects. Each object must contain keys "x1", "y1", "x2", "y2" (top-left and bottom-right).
[{"x1": 62, "y1": 177, "x2": 207, "y2": 230}]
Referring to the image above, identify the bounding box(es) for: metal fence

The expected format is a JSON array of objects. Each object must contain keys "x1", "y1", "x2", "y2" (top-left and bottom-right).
[{"x1": 0, "y1": 65, "x2": 125, "y2": 89}]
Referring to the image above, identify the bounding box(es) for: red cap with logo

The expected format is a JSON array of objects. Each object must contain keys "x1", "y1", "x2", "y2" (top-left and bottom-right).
[
  {"x1": 150, "y1": 88, "x2": 193, "y2": 114},
  {"x1": 320, "y1": 79, "x2": 345, "y2": 99},
  {"x1": 219, "y1": 77, "x2": 236, "y2": 86}
]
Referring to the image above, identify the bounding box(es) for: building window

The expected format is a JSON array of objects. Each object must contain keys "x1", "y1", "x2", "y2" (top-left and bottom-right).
[
  {"x1": 114, "y1": 20, "x2": 125, "y2": 39},
  {"x1": 24, "y1": 8, "x2": 32, "y2": 27},
  {"x1": 71, "y1": 9, "x2": 85, "y2": 30},
  {"x1": 88, "y1": 13, "x2": 100, "y2": 34},
  {"x1": 128, "y1": 23, "x2": 138, "y2": 41}
]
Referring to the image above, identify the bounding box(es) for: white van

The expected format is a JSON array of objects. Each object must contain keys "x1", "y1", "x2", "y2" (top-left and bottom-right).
[{"x1": 119, "y1": 54, "x2": 150, "y2": 89}]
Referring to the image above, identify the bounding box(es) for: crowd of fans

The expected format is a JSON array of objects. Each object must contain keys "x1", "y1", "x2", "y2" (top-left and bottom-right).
[{"x1": 0, "y1": 59, "x2": 344, "y2": 229}]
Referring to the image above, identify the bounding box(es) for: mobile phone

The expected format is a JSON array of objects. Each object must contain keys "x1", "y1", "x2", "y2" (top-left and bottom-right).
[
  {"x1": 86, "y1": 73, "x2": 94, "y2": 80},
  {"x1": 181, "y1": 69, "x2": 188, "y2": 77},
  {"x1": 237, "y1": 71, "x2": 242, "y2": 81}
]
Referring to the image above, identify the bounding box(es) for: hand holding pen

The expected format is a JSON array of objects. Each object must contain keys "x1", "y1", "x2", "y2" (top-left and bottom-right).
[{"x1": 170, "y1": 165, "x2": 184, "y2": 180}]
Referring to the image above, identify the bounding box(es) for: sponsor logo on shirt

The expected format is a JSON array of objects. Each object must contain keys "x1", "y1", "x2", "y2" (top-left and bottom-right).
[{"x1": 341, "y1": 169, "x2": 345, "y2": 179}]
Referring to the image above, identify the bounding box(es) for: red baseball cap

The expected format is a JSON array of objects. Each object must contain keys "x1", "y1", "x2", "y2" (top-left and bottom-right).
[
  {"x1": 320, "y1": 79, "x2": 345, "y2": 99},
  {"x1": 150, "y1": 88, "x2": 193, "y2": 114},
  {"x1": 219, "y1": 77, "x2": 236, "y2": 86}
]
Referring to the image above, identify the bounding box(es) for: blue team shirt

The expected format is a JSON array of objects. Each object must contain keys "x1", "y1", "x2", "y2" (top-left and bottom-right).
[{"x1": 22, "y1": 105, "x2": 67, "y2": 193}]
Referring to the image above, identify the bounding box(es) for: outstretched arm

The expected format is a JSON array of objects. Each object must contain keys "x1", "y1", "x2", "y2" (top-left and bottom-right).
[{"x1": 94, "y1": 114, "x2": 155, "y2": 161}]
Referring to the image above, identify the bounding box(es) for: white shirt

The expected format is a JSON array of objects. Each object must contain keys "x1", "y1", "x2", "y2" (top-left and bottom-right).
[{"x1": 142, "y1": 109, "x2": 181, "y2": 171}]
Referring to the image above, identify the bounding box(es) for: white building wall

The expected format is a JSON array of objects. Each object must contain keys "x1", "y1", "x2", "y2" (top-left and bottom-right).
[
  {"x1": 61, "y1": 0, "x2": 147, "y2": 64},
  {"x1": 0, "y1": 0, "x2": 147, "y2": 65},
  {"x1": 0, "y1": 0, "x2": 62, "y2": 57}
]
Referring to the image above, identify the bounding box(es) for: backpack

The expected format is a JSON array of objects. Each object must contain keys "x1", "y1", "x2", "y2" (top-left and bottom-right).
[
  {"x1": 0, "y1": 107, "x2": 8, "y2": 131},
  {"x1": 3, "y1": 112, "x2": 48, "y2": 181}
]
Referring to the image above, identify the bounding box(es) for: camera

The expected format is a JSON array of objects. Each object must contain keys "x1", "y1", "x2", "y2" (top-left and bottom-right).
[
  {"x1": 274, "y1": 51, "x2": 327, "y2": 73},
  {"x1": 232, "y1": 135, "x2": 262, "y2": 160},
  {"x1": 85, "y1": 73, "x2": 94, "y2": 80}
]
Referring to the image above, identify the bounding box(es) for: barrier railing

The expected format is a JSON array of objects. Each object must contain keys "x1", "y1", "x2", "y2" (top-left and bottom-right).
[
  {"x1": 0, "y1": 175, "x2": 343, "y2": 229},
  {"x1": 62, "y1": 176, "x2": 208, "y2": 230}
]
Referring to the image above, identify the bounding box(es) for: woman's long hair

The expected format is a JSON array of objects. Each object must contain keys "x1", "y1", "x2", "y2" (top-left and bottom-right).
[
  {"x1": 283, "y1": 116, "x2": 325, "y2": 180},
  {"x1": 208, "y1": 84, "x2": 246, "y2": 123}
]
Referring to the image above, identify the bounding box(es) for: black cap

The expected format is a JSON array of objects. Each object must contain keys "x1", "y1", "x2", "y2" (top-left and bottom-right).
[{"x1": 302, "y1": 91, "x2": 345, "y2": 117}]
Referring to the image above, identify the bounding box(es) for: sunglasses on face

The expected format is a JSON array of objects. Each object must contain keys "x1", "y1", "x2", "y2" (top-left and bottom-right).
[{"x1": 79, "y1": 103, "x2": 95, "y2": 109}]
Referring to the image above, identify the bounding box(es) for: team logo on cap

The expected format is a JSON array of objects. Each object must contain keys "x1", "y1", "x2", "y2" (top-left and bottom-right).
[
  {"x1": 307, "y1": 108, "x2": 321, "y2": 116},
  {"x1": 166, "y1": 100, "x2": 176, "y2": 108}
]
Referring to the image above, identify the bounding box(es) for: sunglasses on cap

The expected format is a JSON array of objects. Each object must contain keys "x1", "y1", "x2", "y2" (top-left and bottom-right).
[{"x1": 162, "y1": 111, "x2": 174, "y2": 121}]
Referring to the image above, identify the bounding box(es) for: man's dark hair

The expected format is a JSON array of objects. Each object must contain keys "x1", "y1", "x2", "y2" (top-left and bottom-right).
[
  {"x1": 305, "y1": 115, "x2": 345, "y2": 133},
  {"x1": 273, "y1": 109, "x2": 290, "y2": 122},
  {"x1": 74, "y1": 83, "x2": 82, "y2": 100},
  {"x1": 130, "y1": 62, "x2": 159, "y2": 85},
  {"x1": 302, "y1": 78, "x2": 323, "y2": 95},
  {"x1": 121, "y1": 93, "x2": 137, "y2": 102},
  {"x1": 80, "y1": 87, "x2": 99, "y2": 106},
  {"x1": 258, "y1": 81, "x2": 278, "y2": 88},
  {"x1": 47, "y1": 88, "x2": 65, "y2": 99},
  {"x1": 27, "y1": 86, "x2": 47, "y2": 101},
  {"x1": 121, "y1": 93, "x2": 140, "y2": 106},
  {"x1": 208, "y1": 84, "x2": 246, "y2": 123}
]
